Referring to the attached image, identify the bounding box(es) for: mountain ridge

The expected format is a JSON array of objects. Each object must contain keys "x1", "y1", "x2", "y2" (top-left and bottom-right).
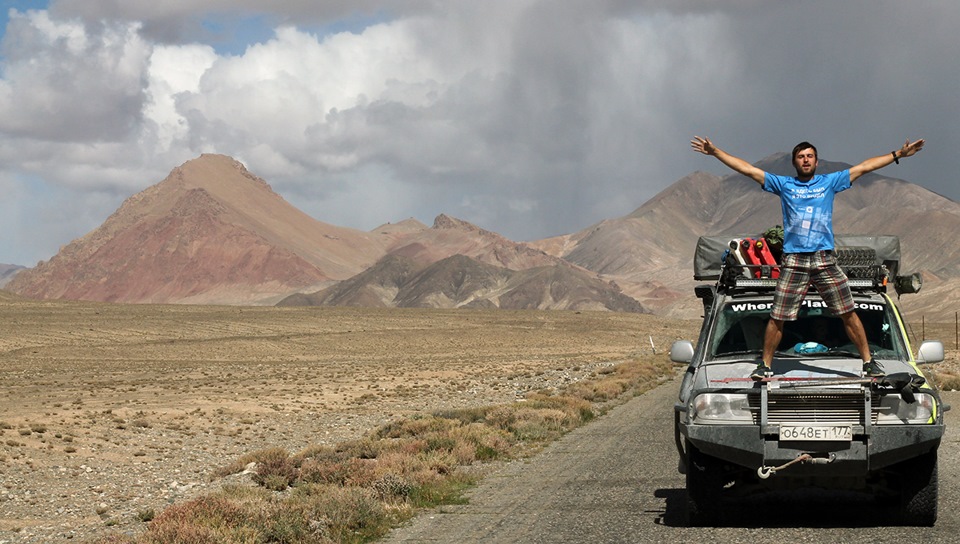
[{"x1": 6, "y1": 152, "x2": 960, "y2": 319}]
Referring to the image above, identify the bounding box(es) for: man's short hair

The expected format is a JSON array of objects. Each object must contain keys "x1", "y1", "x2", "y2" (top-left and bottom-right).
[{"x1": 792, "y1": 141, "x2": 818, "y2": 161}]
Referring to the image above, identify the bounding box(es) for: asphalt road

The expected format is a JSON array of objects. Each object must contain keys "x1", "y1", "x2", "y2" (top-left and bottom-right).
[{"x1": 382, "y1": 375, "x2": 960, "y2": 544}]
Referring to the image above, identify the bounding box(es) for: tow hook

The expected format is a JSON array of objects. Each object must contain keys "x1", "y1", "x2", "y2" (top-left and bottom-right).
[{"x1": 757, "y1": 452, "x2": 836, "y2": 479}]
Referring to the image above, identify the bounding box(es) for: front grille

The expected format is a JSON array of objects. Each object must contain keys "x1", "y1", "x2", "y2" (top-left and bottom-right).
[{"x1": 750, "y1": 393, "x2": 875, "y2": 425}]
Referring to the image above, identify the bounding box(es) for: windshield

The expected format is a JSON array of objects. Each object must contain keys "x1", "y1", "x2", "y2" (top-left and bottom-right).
[{"x1": 709, "y1": 296, "x2": 907, "y2": 360}]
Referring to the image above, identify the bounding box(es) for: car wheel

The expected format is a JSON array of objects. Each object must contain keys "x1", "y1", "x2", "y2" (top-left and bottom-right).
[
  {"x1": 896, "y1": 449, "x2": 938, "y2": 526},
  {"x1": 685, "y1": 440, "x2": 725, "y2": 526}
]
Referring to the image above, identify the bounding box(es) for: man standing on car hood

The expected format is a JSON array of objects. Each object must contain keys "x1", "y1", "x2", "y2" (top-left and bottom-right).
[{"x1": 690, "y1": 136, "x2": 925, "y2": 380}]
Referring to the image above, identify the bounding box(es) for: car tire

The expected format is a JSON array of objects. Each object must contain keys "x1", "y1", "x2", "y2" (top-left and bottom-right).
[
  {"x1": 896, "y1": 449, "x2": 938, "y2": 526},
  {"x1": 685, "y1": 441, "x2": 725, "y2": 526}
]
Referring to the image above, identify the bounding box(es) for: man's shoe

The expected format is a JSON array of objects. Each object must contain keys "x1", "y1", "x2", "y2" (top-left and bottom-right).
[
  {"x1": 863, "y1": 359, "x2": 885, "y2": 377},
  {"x1": 750, "y1": 362, "x2": 772, "y2": 381}
]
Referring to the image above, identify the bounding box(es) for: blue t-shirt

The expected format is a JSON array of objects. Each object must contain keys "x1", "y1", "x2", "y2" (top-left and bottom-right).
[{"x1": 763, "y1": 170, "x2": 850, "y2": 253}]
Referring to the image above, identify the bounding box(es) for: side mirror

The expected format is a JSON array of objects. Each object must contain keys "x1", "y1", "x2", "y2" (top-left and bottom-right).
[
  {"x1": 670, "y1": 340, "x2": 695, "y2": 364},
  {"x1": 916, "y1": 340, "x2": 944, "y2": 364}
]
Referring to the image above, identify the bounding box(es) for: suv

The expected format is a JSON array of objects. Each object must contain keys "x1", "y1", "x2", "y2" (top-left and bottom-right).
[{"x1": 671, "y1": 235, "x2": 948, "y2": 526}]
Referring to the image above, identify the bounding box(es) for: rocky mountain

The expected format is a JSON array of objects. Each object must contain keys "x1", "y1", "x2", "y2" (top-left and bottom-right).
[
  {"x1": 6, "y1": 152, "x2": 960, "y2": 319},
  {"x1": 385, "y1": 214, "x2": 567, "y2": 270},
  {"x1": 5, "y1": 154, "x2": 636, "y2": 312},
  {"x1": 279, "y1": 253, "x2": 645, "y2": 312},
  {"x1": 5, "y1": 154, "x2": 388, "y2": 304}
]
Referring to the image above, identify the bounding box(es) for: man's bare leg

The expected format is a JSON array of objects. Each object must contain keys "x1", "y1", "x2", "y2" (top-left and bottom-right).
[
  {"x1": 839, "y1": 310, "x2": 872, "y2": 362},
  {"x1": 762, "y1": 318, "x2": 784, "y2": 368}
]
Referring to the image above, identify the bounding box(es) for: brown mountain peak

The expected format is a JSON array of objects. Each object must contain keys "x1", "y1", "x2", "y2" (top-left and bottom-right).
[
  {"x1": 174, "y1": 154, "x2": 277, "y2": 196},
  {"x1": 6, "y1": 154, "x2": 388, "y2": 304},
  {"x1": 432, "y1": 214, "x2": 488, "y2": 234}
]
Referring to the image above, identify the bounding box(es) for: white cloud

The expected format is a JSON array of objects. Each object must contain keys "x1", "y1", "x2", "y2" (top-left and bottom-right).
[
  {"x1": 144, "y1": 43, "x2": 218, "y2": 149},
  {"x1": 173, "y1": 22, "x2": 466, "y2": 174},
  {"x1": 0, "y1": 10, "x2": 150, "y2": 142}
]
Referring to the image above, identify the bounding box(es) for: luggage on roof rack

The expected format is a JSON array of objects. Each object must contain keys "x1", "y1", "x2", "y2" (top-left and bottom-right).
[{"x1": 692, "y1": 234, "x2": 913, "y2": 293}]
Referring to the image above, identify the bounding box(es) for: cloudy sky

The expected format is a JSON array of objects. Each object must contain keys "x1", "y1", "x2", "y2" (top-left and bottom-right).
[{"x1": 0, "y1": 1, "x2": 956, "y2": 266}]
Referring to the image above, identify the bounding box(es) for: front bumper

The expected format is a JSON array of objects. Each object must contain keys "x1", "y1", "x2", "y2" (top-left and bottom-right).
[{"x1": 680, "y1": 421, "x2": 944, "y2": 475}]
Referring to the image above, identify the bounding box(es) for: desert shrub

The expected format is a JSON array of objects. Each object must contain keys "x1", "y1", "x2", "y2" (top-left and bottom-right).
[
  {"x1": 215, "y1": 484, "x2": 273, "y2": 505},
  {"x1": 373, "y1": 415, "x2": 459, "y2": 440},
  {"x1": 524, "y1": 394, "x2": 594, "y2": 421},
  {"x1": 342, "y1": 458, "x2": 380, "y2": 487},
  {"x1": 288, "y1": 484, "x2": 390, "y2": 542},
  {"x1": 507, "y1": 408, "x2": 573, "y2": 441},
  {"x1": 408, "y1": 471, "x2": 477, "y2": 508},
  {"x1": 430, "y1": 406, "x2": 490, "y2": 424},
  {"x1": 447, "y1": 422, "x2": 513, "y2": 461},
  {"x1": 140, "y1": 495, "x2": 261, "y2": 544},
  {"x1": 299, "y1": 457, "x2": 350, "y2": 486},
  {"x1": 335, "y1": 438, "x2": 383, "y2": 460},
  {"x1": 259, "y1": 506, "x2": 317, "y2": 543},
  {"x1": 212, "y1": 446, "x2": 294, "y2": 482},
  {"x1": 424, "y1": 435, "x2": 457, "y2": 453},
  {"x1": 251, "y1": 448, "x2": 298, "y2": 491},
  {"x1": 371, "y1": 473, "x2": 413, "y2": 501},
  {"x1": 395, "y1": 438, "x2": 430, "y2": 456},
  {"x1": 482, "y1": 406, "x2": 517, "y2": 430},
  {"x1": 291, "y1": 444, "x2": 338, "y2": 464},
  {"x1": 369, "y1": 450, "x2": 434, "y2": 481}
]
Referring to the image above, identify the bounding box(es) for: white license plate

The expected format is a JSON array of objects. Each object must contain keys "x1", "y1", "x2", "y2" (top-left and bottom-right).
[{"x1": 779, "y1": 424, "x2": 852, "y2": 442}]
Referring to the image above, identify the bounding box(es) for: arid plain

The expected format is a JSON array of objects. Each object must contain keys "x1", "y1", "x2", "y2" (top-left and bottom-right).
[{"x1": 0, "y1": 294, "x2": 699, "y2": 542}]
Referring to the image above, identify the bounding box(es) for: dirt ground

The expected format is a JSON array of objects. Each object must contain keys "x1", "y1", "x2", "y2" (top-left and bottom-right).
[
  {"x1": 2, "y1": 296, "x2": 957, "y2": 543},
  {"x1": 0, "y1": 297, "x2": 700, "y2": 543}
]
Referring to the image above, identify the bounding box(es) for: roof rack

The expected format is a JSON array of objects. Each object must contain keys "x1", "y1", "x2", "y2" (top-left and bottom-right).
[
  {"x1": 718, "y1": 263, "x2": 890, "y2": 293},
  {"x1": 694, "y1": 234, "x2": 921, "y2": 295}
]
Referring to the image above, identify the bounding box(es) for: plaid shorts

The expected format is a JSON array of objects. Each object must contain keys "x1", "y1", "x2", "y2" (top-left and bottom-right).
[{"x1": 770, "y1": 250, "x2": 855, "y2": 321}]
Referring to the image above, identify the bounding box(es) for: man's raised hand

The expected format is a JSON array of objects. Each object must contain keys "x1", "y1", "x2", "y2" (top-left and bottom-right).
[
  {"x1": 690, "y1": 136, "x2": 716, "y2": 156},
  {"x1": 898, "y1": 138, "x2": 925, "y2": 159}
]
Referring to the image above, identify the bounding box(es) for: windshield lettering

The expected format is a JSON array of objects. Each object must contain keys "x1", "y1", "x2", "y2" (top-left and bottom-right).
[{"x1": 730, "y1": 300, "x2": 884, "y2": 313}]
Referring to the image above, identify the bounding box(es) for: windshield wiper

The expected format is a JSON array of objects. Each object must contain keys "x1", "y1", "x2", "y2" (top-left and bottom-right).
[
  {"x1": 821, "y1": 349, "x2": 862, "y2": 358},
  {"x1": 712, "y1": 349, "x2": 761, "y2": 359},
  {"x1": 787, "y1": 348, "x2": 861, "y2": 358},
  {"x1": 774, "y1": 350, "x2": 800, "y2": 358}
]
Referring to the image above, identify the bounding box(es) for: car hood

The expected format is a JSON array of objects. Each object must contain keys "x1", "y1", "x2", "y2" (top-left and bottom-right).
[{"x1": 694, "y1": 356, "x2": 919, "y2": 390}]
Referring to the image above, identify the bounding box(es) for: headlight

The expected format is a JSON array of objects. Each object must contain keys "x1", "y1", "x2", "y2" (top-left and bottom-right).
[
  {"x1": 691, "y1": 393, "x2": 753, "y2": 423},
  {"x1": 875, "y1": 393, "x2": 935, "y2": 424}
]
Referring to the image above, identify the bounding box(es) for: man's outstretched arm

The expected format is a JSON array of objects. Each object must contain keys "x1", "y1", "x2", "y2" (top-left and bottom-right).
[
  {"x1": 849, "y1": 139, "x2": 925, "y2": 182},
  {"x1": 690, "y1": 136, "x2": 766, "y2": 185}
]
